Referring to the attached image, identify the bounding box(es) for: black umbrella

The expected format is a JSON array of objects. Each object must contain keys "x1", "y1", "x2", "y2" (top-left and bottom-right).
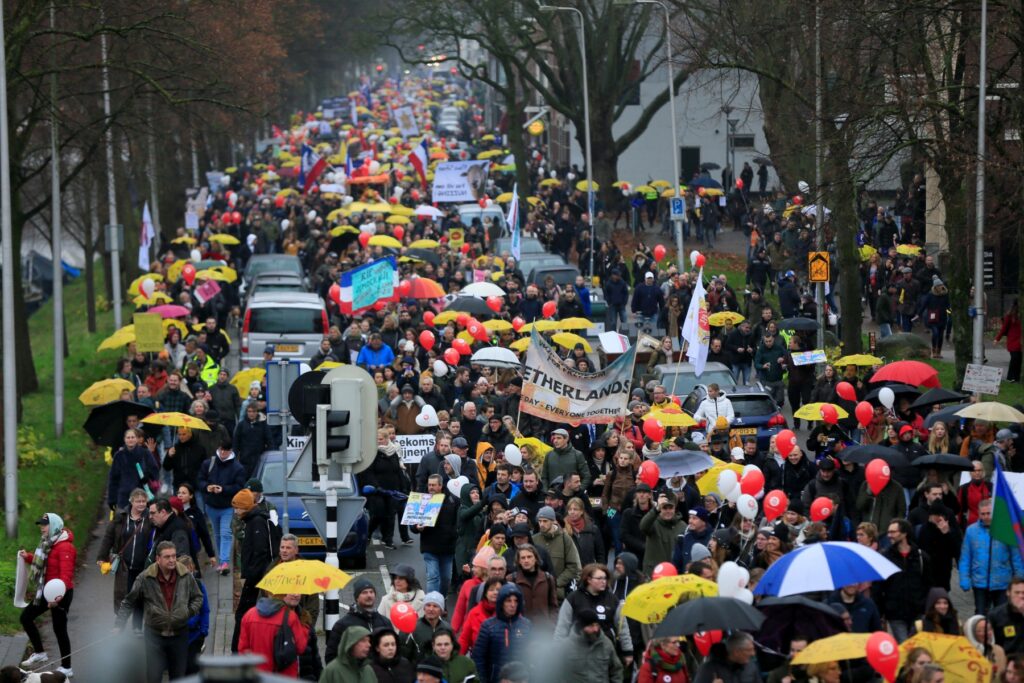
[
  {"x1": 700, "y1": 162, "x2": 721, "y2": 171},
  {"x1": 444, "y1": 296, "x2": 492, "y2": 316},
  {"x1": 924, "y1": 402, "x2": 973, "y2": 429},
  {"x1": 839, "y1": 444, "x2": 917, "y2": 486},
  {"x1": 863, "y1": 383, "x2": 921, "y2": 404},
  {"x1": 910, "y1": 387, "x2": 968, "y2": 412},
  {"x1": 753, "y1": 157, "x2": 773, "y2": 166},
  {"x1": 777, "y1": 317, "x2": 820, "y2": 332},
  {"x1": 404, "y1": 248, "x2": 441, "y2": 268},
  {"x1": 756, "y1": 596, "x2": 846, "y2": 656},
  {"x1": 911, "y1": 453, "x2": 973, "y2": 472},
  {"x1": 653, "y1": 597, "x2": 765, "y2": 638},
  {"x1": 327, "y1": 232, "x2": 360, "y2": 255},
  {"x1": 83, "y1": 400, "x2": 155, "y2": 447},
  {"x1": 689, "y1": 177, "x2": 724, "y2": 190}
]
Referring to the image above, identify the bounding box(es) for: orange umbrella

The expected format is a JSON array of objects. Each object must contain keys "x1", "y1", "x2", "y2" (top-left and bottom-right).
[{"x1": 407, "y1": 278, "x2": 446, "y2": 299}]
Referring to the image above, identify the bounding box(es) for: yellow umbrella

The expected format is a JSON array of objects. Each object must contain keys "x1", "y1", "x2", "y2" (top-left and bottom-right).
[
  {"x1": 256, "y1": 559, "x2": 352, "y2": 595},
  {"x1": 97, "y1": 325, "x2": 136, "y2": 352},
  {"x1": 195, "y1": 269, "x2": 231, "y2": 282},
  {"x1": 896, "y1": 244, "x2": 922, "y2": 256},
  {"x1": 576, "y1": 180, "x2": 599, "y2": 192},
  {"x1": 557, "y1": 317, "x2": 595, "y2": 331},
  {"x1": 898, "y1": 633, "x2": 991, "y2": 683},
  {"x1": 224, "y1": 166, "x2": 238, "y2": 174},
  {"x1": 612, "y1": 180, "x2": 632, "y2": 189},
  {"x1": 327, "y1": 208, "x2": 350, "y2": 222},
  {"x1": 622, "y1": 575, "x2": 718, "y2": 624},
  {"x1": 385, "y1": 215, "x2": 410, "y2": 225},
  {"x1": 477, "y1": 150, "x2": 503, "y2": 160},
  {"x1": 231, "y1": 368, "x2": 266, "y2": 397},
  {"x1": 510, "y1": 337, "x2": 531, "y2": 353},
  {"x1": 650, "y1": 180, "x2": 672, "y2": 188},
  {"x1": 457, "y1": 331, "x2": 476, "y2": 345},
  {"x1": 141, "y1": 412, "x2": 210, "y2": 431},
  {"x1": 209, "y1": 234, "x2": 240, "y2": 245},
  {"x1": 539, "y1": 178, "x2": 561, "y2": 187},
  {"x1": 955, "y1": 402, "x2": 1024, "y2": 423},
  {"x1": 495, "y1": 192, "x2": 514, "y2": 203},
  {"x1": 834, "y1": 354, "x2": 884, "y2": 367},
  {"x1": 859, "y1": 245, "x2": 878, "y2": 262},
  {"x1": 483, "y1": 319, "x2": 513, "y2": 332},
  {"x1": 348, "y1": 201, "x2": 370, "y2": 213},
  {"x1": 330, "y1": 225, "x2": 360, "y2": 237},
  {"x1": 166, "y1": 260, "x2": 186, "y2": 282},
  {"x1": 708, "y1": 312, "x2": 745, "y2": 327},
  {"x1": 793, "y1": 402, "x2": 850, "y2": 422},
  {"x1": 127, "y1": 273, "x2": 164, "y2": 296},
  {"x1": 210, "y1": 265, "x2": 238, "y2": 283},
  {"x1": 79, "y1": 378, "x2": 136, "y2": 406},
  {"x1": 133, "y1": 292, "x2": 173, "y2": 306},
  {"x1": 364, "y1": 202, "x2": 393, "y2": 214},
  {"x1": 661, "y1": 188, "x2": 682, "y2": 198},
  {"x1": 697, "y1": 459, "x2": 745, "y2": 495},
  {"x1": 163, "y1": 319, "x2": 188, "y2": 338},
  {"x1": 315, "y1": 361, "x2": 344, "y2": 371},
  {"x1": 170, "y1": 236, "x2": 196, "y2": 245},
  {"x1": 635, "y1": 185, "x2": 655, "y2": 194},
  {"x1": 551, "y1": 332, "x2": 591, "y2": 352},
  {"x1": 702, "y1": 188, "x2": 725, "y2": 197},
  {"x1": 368, "y1": 235, "x2": 403, "y2": 249},
  {"x1": 433, "y1": 311, "x2": 460, "y2": 325},
  {"x1": 518, "y1": 320, "x2": 560, "y2": 333},
  {"x1": 409, "y1": 239, "x2": 440, "y2": 249},
  {"x1": 791, "y1": 633, "x2": 871, "y2": 665},
  {"x1": 515, "y1": 437, "x2": 552, "y2": 456},
  {"x1": 526, "y1": 196, "x2": 542, "y2": 207},
  {"x1": 642, "y1": 409, "x2": 697, "y2": 428},
  {"x1": 390, "y1": 205, "x2": 415, "y2": 217},
  {"x1": 275, "y1": 189, "x2": 298, "y2": 199}
]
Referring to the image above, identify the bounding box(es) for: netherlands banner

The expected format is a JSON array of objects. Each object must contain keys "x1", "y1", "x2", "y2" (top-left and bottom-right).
[{"x1": 338, "y1": 256, "x2": 399, "y2": 315}]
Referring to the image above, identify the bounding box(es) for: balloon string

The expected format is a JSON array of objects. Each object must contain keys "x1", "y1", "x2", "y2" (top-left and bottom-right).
[{"x1": 23, "y1": 631, "x2": 120, "y2": 673}]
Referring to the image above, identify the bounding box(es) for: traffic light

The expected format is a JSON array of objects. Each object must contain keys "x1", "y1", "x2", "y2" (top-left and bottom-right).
[{"x1": 313, "y1": 365, "x2": 378, "y2": 473}]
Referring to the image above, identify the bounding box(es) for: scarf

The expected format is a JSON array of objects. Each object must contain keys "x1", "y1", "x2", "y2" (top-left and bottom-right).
[
  {"x1": 567, "y1": 515, "x2": 585, "y2": 534},
  {"x1": 649, "y1": 646, "x2": 685, "y2": 673},
  {"x1": 30, "y1": 513, "x2": 64, "y2": 599},
  {"x1": 379, "y1": 441, "x2": 400, "y2": 457}
]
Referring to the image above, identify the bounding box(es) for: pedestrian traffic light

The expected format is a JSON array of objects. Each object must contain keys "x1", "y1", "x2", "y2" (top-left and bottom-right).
[{"x1": 313, "y1": 365, "x2": 377, "y2": 474}]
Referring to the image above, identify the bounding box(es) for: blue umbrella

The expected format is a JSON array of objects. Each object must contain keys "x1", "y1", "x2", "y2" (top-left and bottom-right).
[
  {"x1": 653, "y1": 450, "x2": 715, "y2": 478},
  {"x1": 753, "y1": 541, "x2": 900, "y2": 596}
]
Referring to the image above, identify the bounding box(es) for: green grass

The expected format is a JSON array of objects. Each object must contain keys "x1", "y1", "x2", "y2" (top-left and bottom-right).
[
  {"x1": 926, "y1": 358, "x2": 1024, "y2": 403},
  {"x1": 0, "y1": 269, "x2": 128, "y2": 632}
]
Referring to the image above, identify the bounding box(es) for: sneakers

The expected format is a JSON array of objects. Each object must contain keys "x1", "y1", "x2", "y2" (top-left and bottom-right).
[
  {"x1": 21, "y1": 652, "x2": 48, "y2": 667},
  {"x1": 402, "y1": 538, "x2": 415, "y2": 546},
  {"x1": 383, "y1": 542, "x2": 397, "y2": 550},
  {"x1": 57, "y1": 666, "x2": 74, "y2": 678},
  {"x1": 218, "y1": 562, "x2": 230, "y2": 575}
]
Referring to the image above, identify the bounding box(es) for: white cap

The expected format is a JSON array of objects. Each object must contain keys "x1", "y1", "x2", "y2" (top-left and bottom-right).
[
  {"x1": 731, "y1": 446, "x2": 745, "y2": 461},
  {"x1": 645, "y1": 271, "x2": 655, "y2": 279},
  {"x1": 692, "y1": 432, "x2": 706, "y2": 445}
]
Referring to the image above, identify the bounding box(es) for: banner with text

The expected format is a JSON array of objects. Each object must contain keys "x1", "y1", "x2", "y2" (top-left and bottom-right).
[
  {"x1": 396, "y1": 433, "x2": 436, "y2": 464},
  {"x1": 339, "y1": 256, "x2": 398, "y2": 315},
  {"x1": 521, "y1": 330, "x2": 636, "y2": 425},
  {"x1": 400, "y1": 493, "x2": 445, "y2": 526},
  {"x1": 431, "y1": 161, "x2": 491, "y2": 202}
]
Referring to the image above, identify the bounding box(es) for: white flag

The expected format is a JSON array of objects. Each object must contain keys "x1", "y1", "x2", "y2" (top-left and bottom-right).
[
  {"x1": 138, "y1": 201, "x2": 155, "y2": 270},
  {"x1": 680, "y1": 267, "x2": 710, "y2": 376},
  {"x1": 506, "y1": 183, "x2": 520, "y2": 260}
]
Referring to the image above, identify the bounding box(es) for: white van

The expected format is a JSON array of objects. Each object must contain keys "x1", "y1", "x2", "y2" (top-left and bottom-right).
[{"x1": 240, "y1": 292, "x2": 328, "y2": 368}]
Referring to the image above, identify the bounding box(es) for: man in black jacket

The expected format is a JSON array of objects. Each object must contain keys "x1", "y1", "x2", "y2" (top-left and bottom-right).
[
  {"x1": 325, "y1": 577, "x2": 390, "y2": 664},
  {"x1": 511, "y1": 470, "x2": 544, "y2": 519},
  {"x1": 148, "y1": 497, "x2": 192, "y2": 564},
  {"x1": 620, "y1": 483, "x2": 655, "y2": 568},
  {"x1": 232, "y1": 405, "x2": 273, "y2": 480},
  {"x1": 413, "y1": 474, "x2": 459, "y2": 596},
  {"x1": 604, "y1": 268, "x2": 630, "y2": 333},
  {"x1": 879, "y1": 518, "x2": 929, "y2": 643},
  {"x1": 230, "y1": 488, "x2": 281, "y2": 653},
  {"x1": 778, "y1": 270, "x2": 801, "y2": 319}
]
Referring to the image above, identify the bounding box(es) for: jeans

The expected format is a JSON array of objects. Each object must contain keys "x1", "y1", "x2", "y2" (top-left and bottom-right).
[
  {"x1": 144, "y1": 629, "x2": 188, "y2": 683},
  {"x1": 879, "y1": 323, "x2": 893, "y2": 339},
  {"x1": 973, "y1": 588, "x2": 1007, "y2": 615},
  {"x1": 607, "y1": 510, "x2": 623, "y2": 554},
  {"x1": 901, "y1": 313, "x2": 914, "y2": 332},
  {"x1": 929, "y1": 324, "x2": 944, "y2": 352},
  {"x1": 423, "y1": 552, "x2": 454, "y2": 596},
  {"x1": 704, "y1": 226, "x2": 717, "y2": 250},
  {"x1": 21, "y1": 590, "x2": 74, "y2": 668},
  {"x1": 889, "y1": 619, "x2": 913, "y2": 643},
  {"x1": 732, "y1": 362, "x2": 751, "y2": 386},
  {"x1": 206, "y1": 504, "x2": 234, "y2": 564},
  {"x1": 606, "y1": 305, "x2": 627, "y2": 333}
]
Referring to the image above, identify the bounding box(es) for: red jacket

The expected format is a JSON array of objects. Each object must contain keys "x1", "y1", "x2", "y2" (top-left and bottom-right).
[
  {"x1": 25, "y1": 530, "x2": 76, "y2": 591},
  {"x1": 452, "y1": 576, "x2": 481, "y2": 633},
  {"x1": 238, "y1": 600, "x2": 309, "y2": 677},
  {"x1": 458, "y1": 598, "x2": 495, "y2": 656},
  {"x1": 997, "y1": 314, "x2": 1022, "y2": 352},
  {"x1": 636, "y1": 647, "x2": 690, "y2": 683}
]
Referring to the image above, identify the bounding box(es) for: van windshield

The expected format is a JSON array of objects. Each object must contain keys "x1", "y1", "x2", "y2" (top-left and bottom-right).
[{"x1": 250, "y1": 308, "x2": 324, "y2": 334}]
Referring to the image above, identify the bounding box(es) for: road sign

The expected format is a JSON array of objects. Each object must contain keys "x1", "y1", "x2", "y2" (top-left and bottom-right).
[
  {"x1": 808, "y1": 251, "x2": 830, "y2": 283},
  {"x1": 670, "y1": 197, "x2": 686, "y2": 220},
  {"x1": 962, "y1": 363, "x2": 1003, "y2": 395}
]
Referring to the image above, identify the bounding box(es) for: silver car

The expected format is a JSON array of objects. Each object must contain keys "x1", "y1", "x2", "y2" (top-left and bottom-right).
[{"x1": 241, "y1": 291, "x2": 328, "y2": 368}]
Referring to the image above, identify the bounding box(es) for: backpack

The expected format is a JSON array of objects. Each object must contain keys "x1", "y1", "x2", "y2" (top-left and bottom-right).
[{"x1": 272, "y1": 606, "x2": 298, "y2": 672}]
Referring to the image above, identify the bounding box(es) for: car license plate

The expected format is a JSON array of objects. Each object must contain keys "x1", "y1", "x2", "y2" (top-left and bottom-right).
[
  {"x1": 276, "y1": 344, "x2": 299, "y2": 353},
  {"x1": 297, "y1": 536, "x2": 323, "y2": 546},
  {"x1": 731, "y1": 427, "x2": 757, "y2": 436}
]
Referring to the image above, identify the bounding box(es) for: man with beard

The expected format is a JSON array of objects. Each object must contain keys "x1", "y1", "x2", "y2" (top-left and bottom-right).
[{"x1": 562, "y1": 608, "x2": 623, "y2": 683}]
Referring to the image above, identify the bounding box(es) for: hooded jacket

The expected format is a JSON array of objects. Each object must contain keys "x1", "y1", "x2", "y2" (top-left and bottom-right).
[
  {"x1": 197, "y1": 451, "x2": 246, "y2": 509},
  {"x1": 238, "y1": 597, "x2": 310, "y2": 676},
  {"x1": 233, "y1": 416, "x2": 274, "y2": 479},
  {"x1": 26, "y1": 524, "x2": 76, "y2": 591},
  {"x1": 826, "y1": 588, "x2": 881, "y2": 633},
  {"x1": 639, "y1": 507, "x2": 687, "y2": 575},
  {"x1": 456, "y1": 483, "x2": 487, "y2": 570},
  {"x1": 320, "y1": 625, "x2": 376, "y2": 683},
  {"x1": 563, "y1": 626, "x2": 625, "y2": 683},
  {"x1": 920, "y1": 587, "x2": 960, "y2": 634},
  {"x1": 472, "y1": 584, "x2": 532, "y2": 683},
  {"x1": 959, "y1": 519, "x2": 1024, "y2": 591},
  {"x1": 116, "y1": 560, "x2": 203, "y2": 636},
  {"x1": 541, "y1": 443, "x2": 591, "y2": 490},
  {"x1": 459, "y1": 590, "x2": 496, "y2": 655},
  {"x1": 240, "y1": 507, "x2": 279, "y2": 581}
]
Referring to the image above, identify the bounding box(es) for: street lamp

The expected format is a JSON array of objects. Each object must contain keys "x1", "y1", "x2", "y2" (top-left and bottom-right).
[
  {"x1": 616, "y1": 0, "x2": 684, "y2": 271},
  {"x1": 539, "y1": 3, "x2": 595, "y2": 280}
]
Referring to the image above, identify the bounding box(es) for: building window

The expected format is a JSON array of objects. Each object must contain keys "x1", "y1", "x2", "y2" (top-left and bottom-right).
[{"x1": 731, "y1": 135, "x2": 756, "y2": 149}]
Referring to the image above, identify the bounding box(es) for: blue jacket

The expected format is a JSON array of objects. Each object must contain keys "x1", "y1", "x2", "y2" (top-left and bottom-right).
[
  {"x1": 188, "y1": 580, "x2": 210, "y2": 644},
  {"x1": 574, "y1": 284, "x2": 592, "y2": 317},
  {"x1": 958, "y1": 521, "x2": 1024, "y2": 591},
  {"x1": 108, "y1": 445, "x2": 159, "y2": 510},
  {"x1": 356, "y1": 344, "x2": 395, "y2": 370},
  {"x1": 672, "y1": 526, "x2": 713, "y2": 572},
  {"x1": 197, "y1": 452, "x2": 246, "y2": 509},
  {"x1": 472, "y1": 584, "x2": 532, "y2": 683},
  {"x1": 630, "y1": 283, "x2": 663, "y2": 317}
]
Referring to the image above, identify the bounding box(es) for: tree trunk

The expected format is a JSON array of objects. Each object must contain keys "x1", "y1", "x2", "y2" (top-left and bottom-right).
[
  {"x1": 10, "y1": 203, "x2": 39, "y2": 398},
  {"x1": 85, "y1": 180, "x2": 99, "y2": 333},
  {"x1": 828, "y1": 138, "x2": 862, "y2": 353},
  {"x1": 937, "y1": 169, "x2": 971, "y2": 380}
]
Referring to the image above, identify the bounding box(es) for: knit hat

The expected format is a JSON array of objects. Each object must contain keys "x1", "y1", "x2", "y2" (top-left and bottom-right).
[
  {"x1": 537, "y1": 506, "x2": 557, "y2": 521},
  {"x1": 231, "y1": 489, "x2": 256, "y2": 512},
  {"x1": 688, "y1": 507, "x2": 710, "y2": 522},
  {"x1": 416, "y1": 655, "x2": 445, "y2": 679},
  {"x1": 771, "y1": 523, "x2": 790, "y2": 544},
  {"x1": 575, "y1": 607, "x2": 601, "y2": 628},
  {"x1": 351, "y1": 576, "x2": 376, "y2": 599},
  {"x1": 423, "y1": 592, "x2": 446, "y2": 609},
  {"x1": 899, "y1": 424, "x2": 915, "y2": 437},
  {"x1": 488, "y1": 523, "x2": 508, "y2": 539},
  {"x1": 510, "y1": 523, "x2": 533, "y2": 538},
  {"x1": 472, "y1": 546, "x2": 496, "y2": 568},
  {"x1": 245, "y1": 478, "x2": 264, "y2": 493},
  {"x1": 690, "y1": 543, "x2": 711, "y2": 563}
]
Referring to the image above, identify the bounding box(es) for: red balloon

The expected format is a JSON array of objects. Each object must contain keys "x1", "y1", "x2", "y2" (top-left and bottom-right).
[
  {"x1": 653, "y1": 244, "x2": 667, "y2": 262},
  {"x1": 478, "y1": 198, "x2": 488, "y2": 208},
  {"x1": 181, "y1": 263, "x2": 197, "y2": 286},
  {"x1": 819, "y1": 404, "x2": 839, "y2": 425},
  {"x1": 855, "y1": 401, "x2": 874, "y2": 428},
  {"x1": 231, "y1": 211, "x2": 242, "y2": 224},
  {"x1": 511, "y1": 316, "x2": 525, "y2": 332},
  {"x1": 776, "y1": 429, "x2": 797, "y2": 457},
  {"x1": 443, "y1": 348, "x2": 460, "y2": 366},
  {"x1": 866, "y1": 458, "x2": 891, "y2": 496},
  {"x1": 792, "y1": 195, "x2": 803, "y2": 206},
  {"x1": 810, "y1": 496, "x2": 834, "y2": 522},
  {"x1": 390, "y1": 602, "x2": 418, "y2": 634},
  {"x1": 388, "y1": 195, "x2": 399, "y2": 205},
  {"x1": 735, "y1": 178, "x2": 744, "y2": 190},
  {"x1": 468, "y1": 322, "x2": 489, "y2": 342},
  {"x1": 423, "y1": 311, "x2": 436, "y2": 327},
  {"x1": 398, "y1": 280, "x2": 412, "y2": 298},
  {"x1": 419, "y1": 330, "x2": 435, "y2": 351},
  {"x1": 739, "y1": 468, "x2": 765, "y2": 496},
  {"x1": 542, "y1": 301, "x2": 557, "y2": 318},
  {"x1": 651, "y1": 562, "x2": 677, "y2": 580},
  {"x1": 695, "y1": 253, "x2": 706, "y2": 268},
  {"x1": 456, "y1": 313, "x2": 470, "y2": 327},
  {"x1": 866, "y1": 631, "x2": 900, "y2": 683},
  {"x1": 358, "y1": 232, "x2": 371, "y2": 248},
  {"x1": 643, "y1": 418, "x2": 665, "y2": 443},
  {"x1": 274, "y1": 196, "x2": 285, "y2": 208},
  {"x1": 762, "y1": 490, "x2": 789, "y2": 522},
  {"x1": 670, "y1": 394, "x2": 681, "y2": 406},
  {"x1": 452, "y1": 338, "x2": 471, "y2": 355},
  {"x1": 410, "y1": 189, "x2": 421, "y2": 201},
  {"x1": 460, "y1": 243, "x2": 471, "y2": 255},
  {"x1": 393, "y1": 226, "x2": 405, "y2": 241},
  {"x1": 639, "y1": 460, "x2": 661, "y2": 488},
  {"x1": 697, "y1": 187, "x2": 707, "y2": 197},
  {"x1": 693, "y1": 630, "x2": 723, "y2": 657},
  {"x1": 836, "y1": 381, "x2": 856, "y2": 402},
  {"x1": 486, "y1": 296, "x2": 503, "y2": 313},
  {"x1": 328, "y1": 283, "x2": 341, "y2": 305},
  {"x1": 373, "y1": 300, "x2": 387, "y2": 311}
]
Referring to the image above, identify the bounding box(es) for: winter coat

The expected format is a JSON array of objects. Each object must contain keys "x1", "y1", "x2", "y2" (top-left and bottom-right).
[
  {"x1": 150, "y1": 513, "x2": 194, "y2": 566},
  {"x1": 959, "y1": 521, "x2": 1024, "y2": 591},
  {"x1": 878, "y1": 543, "x2": 929, "y2": 622},
  {"x1": 672, "y1": 525, "x2": 713, "y2": 572},
  {"x1": 631, "y1": 283, "x2": 664, "y2": 317},
  {"x1": 240, "y1": 507, "x2": 280, "y2": 581},
  {"x1": 826, "y1": 589, "x2": 881, "y2": 633},
  {"x1": 556, "y1": 588, "x2": 633, "y2": 655},
  {"x1": 920, "y1": 285, "x2": 950, "y2": 327},
  {"x1": 917, "y1": 519, "x2": 962, "y2": 591},
  {"x1": 637, "y1": 646, "x2": 690, "y2": 683},
  {"x1": 24, "y1": 529, "x2": 76, "y2": 593},
  {"x1": 604, "y1": 277, "x2": 630, "y2": 307},
  {"x1": 197, "y1": 451, "x2": 246, "y2": 509},
  {"x1": 378, "y1": 588, "x2": 426, "y2": 619},
  {"x1": 370, "y1": 654, "x2": 415, "y2": 683},
  {"x1": 997, "y1": 313, "x2": 1023, "y2": 352},
  {"x1": 919, "y1": 587, "x2": 961, "y2": 634},
  {"x1": 532, "y1": 525, "x2": 582, "y2": 599},
  {"x1": 541, "y1": 444, "x2": 591, "y2": 490},
  {"x1": 855, "y1": 479, "x2": 907, "y2": 531},
  {"x1": 570, "y1": 520, "x2": 606, "y2": 566},
  {"x1": 98, "y1": 511, "x2": 151, "y2": 606},
  {"x1": 441, "y1": 651, "x2": 478, "y2": 683},
  {"x1": 507, "y1": 569, "x2": 559, "y2": 623},
  {"x1": 414, "y1": 490, "x2": 459, "y2": 555},
  {"x1": 989, "y1": 601, "x2": 1024, "y2": 654},
  {"x1": 325, "y1": 607, "x2": 390, "y2": 664},
  {"x1": 108, "y1": 445, "x2": 159, "y2": 510},
  {"x1": 639, "y1": 508, "x2": 687, "y2": 575},
  {"x1": 400, "y1": 615, "x2": 452, "y2": 663},
  {"x1": 602, "y1": 464, "x2": 637, "y2": 512},
  {"x1": 778, "y1": 456, "x2": 816, "y2": 501},
  {"x1": 209, "y1": 382, "x2": 241, "y2": 426},
  {"x1": 453, "y1": 577, "x2": 482, "y2": 634},
  {"x1": 621, "y1": 503, "x2": 654, "y2": 565},
  {"x1": 471, "y1": 584, "x2": 532, "y2": 683},
  {"x1": 320, "y1": 626, "x2": 377, "y2": 683},
  {"x1": 459, "y1": 594, "x2": 495, "y2": 655},
  {"x1": 187, "y1": 581, "x2": 209, "y2": 645},
  {"x1": 116, "y1": 560, "x2": 203, "y2": 635},
  {"x1": 233, "y1": 416, "x2": 274, "y2": 478},
  {"x1": 162, "y1": 436, "x2": 209, "y2": 489},
  {"x1": 563, "y1": 628, "x2": 625, "y2": 683},
  {"x1": 238, "y1": 598, "x2": 310, "y2": 677},
  {"x1": 456, "y1": 483, "x2": 487, "y2": 572}
]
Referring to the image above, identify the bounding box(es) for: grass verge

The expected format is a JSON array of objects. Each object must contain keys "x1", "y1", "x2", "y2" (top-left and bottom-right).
[{"x1": 0, "y1": 268, "x2": 128, "y2": 633}]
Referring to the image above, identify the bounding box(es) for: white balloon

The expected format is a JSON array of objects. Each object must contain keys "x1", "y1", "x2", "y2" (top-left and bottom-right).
[
  {"x1": 717, "y1": 469, "x2": 739, "y2": 494},
  {"x1": 504, "y1": 444, "x2": 523, "y2": 466},
  {"x1": 141, "y1": 278, "x2": 156, "y2": 298},
  {"x1": 736, "y1": 493, "x2": 759, "y2": 520},
  {"x1": 343, "y1": 196, "x2": 354, "y2": 206},
  {"x1": 307, "y1": 210, "x2": 317, "y2": 221},
  {"x1": 393, "y1": 187, "x2": 404, "y2": 199},
  {"x1": 299, "y1": 363, "x2": 312, "y2": 375},
  {"x1": 416, "y1": 404, "x2": 439, "y2": 428},
  {"x1": 734, "y1": 588, "x2": 754, "y2": 605},
  {"x1": 432, "y1": 360, "x2": 449, "y2": 377},
  {"x1": 741, "y1": 464, "x2": 762, "y2": 478},
  {"x1": 724, "y1": 485, "x2": 743, "y2": 504},
  {"x1": 716, "y1": 561, "x2": 749, "y2": 598},
  {"x1": 190, "y1": 249, "x2": 201, "y2": 263},
  {"x1": 281, "y1": 219, "x2": 291, "y2": 231},
  {"x1": 368, "y1": 160, "x2": 381, "y2": 175},
  {"x1": 43, "y1": 578, "x2": 66, "y2": 602},
  {"x1": 446, "y1": 475, "x2": 469, "y2": 498},
  {"x1": 798, "y1": 180, "x2": 810, "y2": 194},
  {"x1": 879, "y1": 387, "x2": 895, "y2": 410},
  {"x1": 689, "y1": 250, "x2": 701, "y2": 267}
]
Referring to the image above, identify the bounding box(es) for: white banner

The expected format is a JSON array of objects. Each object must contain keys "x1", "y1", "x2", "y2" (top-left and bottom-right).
[
  {"x1": 393, "y1": 106, "x2": 420, "y2": 138},
  {"x1": 396, "y1": 433, "x2": 436, "y2": 464},
  {"x1": 521, "y1": 331, "x2": 637, "y2": 425},
  {"x1": 431, "y1": 161, "x2": 491, "y2": 203}
]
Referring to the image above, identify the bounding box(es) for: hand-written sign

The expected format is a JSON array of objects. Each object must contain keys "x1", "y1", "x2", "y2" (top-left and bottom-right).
[
  {"x1": 347, "y1": 256, "x2": 397, "y2": 312},
  {"x1": 400, "y1": 493, "x2": 445, "y2": 527},
  {"x1": 962, "y1": 363, "x2": 1004, "y2": 395},
  {"x1": 134, "y1": 313, "x2": 165, "y2": 353}
]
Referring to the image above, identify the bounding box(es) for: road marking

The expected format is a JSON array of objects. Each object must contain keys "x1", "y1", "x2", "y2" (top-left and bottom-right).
[
  {"x1": 379, "y1": 564, "x2": 391, "y2": 589},
  {"x1": 376, "y1": 551, "x2": 385, "y2": 559}
]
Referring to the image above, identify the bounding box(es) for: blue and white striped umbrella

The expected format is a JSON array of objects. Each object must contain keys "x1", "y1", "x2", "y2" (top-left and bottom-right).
[{"x1": 753, "y1": 541, "x2": 901, "y2": 596}]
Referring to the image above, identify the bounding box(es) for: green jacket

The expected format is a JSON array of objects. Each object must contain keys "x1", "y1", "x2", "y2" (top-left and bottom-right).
[
  {"x1": 563, "y1": 628, "x2": 624, "y2": 683},
  {"x1": 541, "y1": 445, "x2": 591, "y2": 490},
  {"x1": 443, "y1": 653, "x2": 478, "y2": 683},
  {"x1": 116, "y1": 560, "x2": 203, "y2": 636},
  {"x1": 532, "y1": 526, "x2": 581, "y2": 599},
  {"x1": 855, "y1": 478, "x2": 907, "y2": 531},
  {"x1": 319, "y1": 626, "x2": 377, "y2": 683},
  {"x1": 754, "y1": 342, "x2": 786, "y2": 382},
  {"x1": 639, "y1": 508, "x2": 686, "y2": 575}
]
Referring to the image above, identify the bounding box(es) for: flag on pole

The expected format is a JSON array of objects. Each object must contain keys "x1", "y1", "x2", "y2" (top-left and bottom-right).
[
  {"x1": 991, "y1": 459, "x2": 1024, "y2": 562},
  {"x1": 138, "y1": 201, "x2": 155, "y2": 270},
  {"x1": 680, "y1": 266, "x2": 710, "y2": 376},
  {"x1": 507, "y1": 183, "x2": 521, "y2": 260},
  {"x1": 409, "y1": 139, "x2": 429, "y2": 188},
  {"x1": 299, "y1": 143, "x2": 328, "y2": 194}
]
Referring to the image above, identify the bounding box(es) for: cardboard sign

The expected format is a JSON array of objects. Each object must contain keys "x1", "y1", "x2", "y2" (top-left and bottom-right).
[
  {"x1": 790, "y1": 350, "x2": 827, "y2": 366},
  {"x1": 431, "y1": 161, "x2": 491, "y2": 202},
  {"x1": 134, "y1": 313, "x2": 165, "y2": 353},
  {"x1": 396, "y1": 433, "x2": 436, "y2": 464},
  {"x1": 962, "y1": 363, "x2": 1004, "y2": 395},
  {"x1": 400, "y1": 493, "x2": 445, "y2": 527}
]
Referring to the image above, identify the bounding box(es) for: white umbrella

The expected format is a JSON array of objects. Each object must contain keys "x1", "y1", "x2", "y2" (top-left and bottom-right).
[
  {"x1": 460, "y1": 282, "x2": 506, "y2": 298},
  {"x1": 414, "y1": 205, "x2": 444, "y2": 219},
  {"x1": 801, "y1": 204, "x2": 831, "y2": 217},
  {"x1": 753, "y1": 542, "x2": 901, "y2": 596},
  {"x1": 470, "y1": 347, "x2": 522, "y2": 370}
]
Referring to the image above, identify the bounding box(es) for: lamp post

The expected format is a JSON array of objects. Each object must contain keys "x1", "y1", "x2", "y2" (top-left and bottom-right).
[
  {"x1": 973, "y1": 0, "x2": 988, "y2": 365},
  {"x1": 540, "y1": 3, "x2": 594, "y2": 280}
]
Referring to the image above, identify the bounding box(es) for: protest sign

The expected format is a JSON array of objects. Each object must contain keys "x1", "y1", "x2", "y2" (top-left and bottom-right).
[
  {"x1": 431, "y1": 161, "x2": 490, "y2": 202},
  {"x1": 400, "y1": 493, "x2": 445, "y2": 527},
  {"x1": 339, "y1": 256, "x2": 398, "y2": 314},
  {"x1": 194, "y1": 278, "x2": 221, "y2": 305},
  {"x1": 396, "y1": 433, "x2": 436, "y2": 464}
]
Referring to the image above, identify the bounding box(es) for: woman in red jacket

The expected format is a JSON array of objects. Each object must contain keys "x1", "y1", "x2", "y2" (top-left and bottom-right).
[
  {"x1": 458, "y1": 577, "x2": 502, "y2": 656},
  {"x1": 637, "y1": 636, "x2": 690, "y2": 683},
  {"x1": 996, "y1": 299, "x2": 1021, "y2": 383},
  {"x1": 238, "y1": 593, "x2": 309, "y2": 676},
  {"x1": 18, "y1": 512, "x2": 77, "y2": 677}
]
